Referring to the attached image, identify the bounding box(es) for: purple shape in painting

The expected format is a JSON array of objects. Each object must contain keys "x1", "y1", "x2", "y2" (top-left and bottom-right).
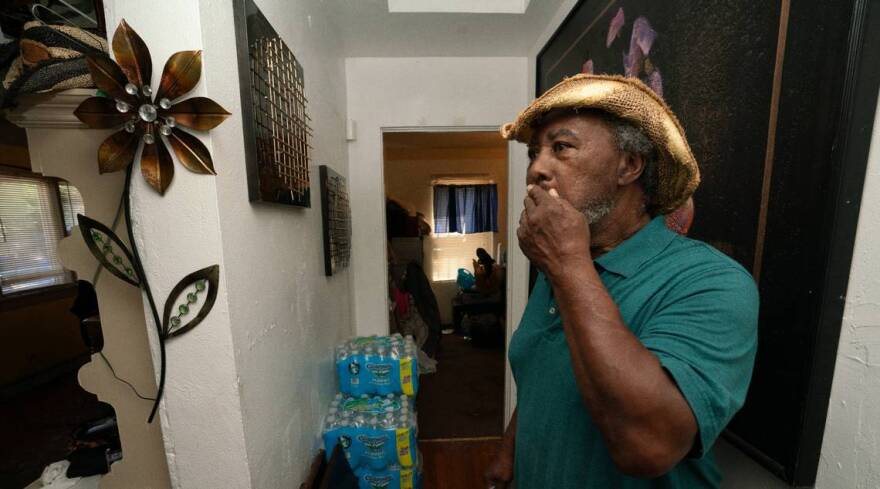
[
  {"x1": 606, "y1": 7, "x2": 625, "y2": 47},
  {"x1": 623, "y1": 46, "x2": 643, "y2": 77},
  {"x1": 632, "y1": 16, "x2": 657, "y2": 56},
  {"x1": 646, "y1": 69, "x2": 663, "y2": 97},
  {"x1": 582, "y1": 59, "x2": 594, "y2": 74}
]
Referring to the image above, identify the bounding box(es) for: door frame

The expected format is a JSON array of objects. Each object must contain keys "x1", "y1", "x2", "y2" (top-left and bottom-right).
[{"x1": 380, "y1": 125, "x2": 527, "y2": 427}]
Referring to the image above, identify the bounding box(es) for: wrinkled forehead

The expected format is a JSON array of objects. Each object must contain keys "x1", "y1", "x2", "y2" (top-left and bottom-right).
[{"x1": 528, "y1": 108, "x2": 615, "y2": 145}]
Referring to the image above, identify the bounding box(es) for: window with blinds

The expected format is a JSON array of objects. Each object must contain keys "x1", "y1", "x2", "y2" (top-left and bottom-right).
[
  {"x1": 431, "y1": 231, "x2": 494, "y2": 282},
  {"x1": 0, "y1": 174, "x2": 81, "y2": 295}
]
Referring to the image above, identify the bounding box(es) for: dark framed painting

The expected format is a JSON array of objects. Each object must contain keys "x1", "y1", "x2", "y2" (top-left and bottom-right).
[
  {"x1": 319, "y1": 165, "x2": 351, "y2": 277},
  {"x1": 537, "y1": 0, "x2": 880, "y2": 485},
  {"x1": 232, "y1": 0, "x2": 312, "y2": 207}
]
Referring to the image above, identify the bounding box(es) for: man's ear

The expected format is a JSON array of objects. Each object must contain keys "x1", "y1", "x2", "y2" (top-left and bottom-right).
[{"x1": 618, "y1": 152, "x2": 645, "y2": 186}]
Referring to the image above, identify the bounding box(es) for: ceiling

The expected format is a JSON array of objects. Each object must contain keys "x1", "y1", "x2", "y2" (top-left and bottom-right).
[{"x1": 328, "y1": 0, "x2": 566, "y2": 57}]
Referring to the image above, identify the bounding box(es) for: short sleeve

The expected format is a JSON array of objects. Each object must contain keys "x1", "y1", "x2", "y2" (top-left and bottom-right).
[{"x1": 640, "y1": 266, "x2": 759, "y2": 457}]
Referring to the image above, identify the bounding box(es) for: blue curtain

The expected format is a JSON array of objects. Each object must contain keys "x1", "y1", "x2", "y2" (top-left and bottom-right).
[{"x1": 433, "y1": 184, "x2": 498, "y2": 234}]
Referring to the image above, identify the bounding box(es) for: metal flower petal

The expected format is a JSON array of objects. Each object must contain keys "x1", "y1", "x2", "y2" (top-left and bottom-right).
[
  {"x1": 167, "y1": 97, "x2": 231, "y2": 131},
  {"x1": 141, "y1": 131, "x2": 175, "y2": 194},
  {"x1": 75, "y1": 96, "x2": 130, "y2": 128},
  {"x1": 86, "y1": 55, "x2": 137, "y2": 104},
  {"x1": 99, "y1": 130, "x2": 139, "y2": 174},
  {"x1": 167, "y1": 128, "x2": 216, "y2": 175},
  {"x1": 77, "y1": 214, "x2": 140, "y2": 287},
  {"x1": 112, "y1": 19, "x2": 152, "y2": 89},
  {"x1": 162, "y1": 265, "x2": 220, "y2": 339},
  {"x1": 155, "y1": 50, "x2": 202, "y2": 103}
]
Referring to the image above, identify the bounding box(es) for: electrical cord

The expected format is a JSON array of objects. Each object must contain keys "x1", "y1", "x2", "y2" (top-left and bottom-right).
[{"x1": 98, "y1": 351, "x2": 156, "y2": 401}]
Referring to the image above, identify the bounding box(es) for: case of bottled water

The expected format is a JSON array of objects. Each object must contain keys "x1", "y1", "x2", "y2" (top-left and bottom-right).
[
  {"x1": 322, "y1": 393, "x2": 418, "y2": 472},
  {"x1": 353, "y1": 462, "x2": 422, "y2": 489},
  {"x1": 336, "y1": 334, "x2": 419, "y2": 397}
]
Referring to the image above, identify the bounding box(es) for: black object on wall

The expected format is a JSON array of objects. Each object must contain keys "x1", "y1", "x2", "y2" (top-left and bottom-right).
[
  {"x1": 320, "y1": 165, "x2": 351, "y2": 277},
  {"x1": 233, "y1": 0, "x2": 312, "y2": 207},
  {"x1": 536, "y1": 0, "x2": 880, "y2": 485}
]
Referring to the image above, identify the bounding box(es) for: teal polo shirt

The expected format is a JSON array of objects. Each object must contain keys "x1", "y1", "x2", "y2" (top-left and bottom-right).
[{"x1": 509, "y1": 216, "x2": 759, "y2": 488}]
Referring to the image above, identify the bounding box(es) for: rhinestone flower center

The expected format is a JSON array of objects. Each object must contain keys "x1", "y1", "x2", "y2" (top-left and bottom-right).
[{"x1": 138, "y1": 104, "x2": 158, "y2": 123}]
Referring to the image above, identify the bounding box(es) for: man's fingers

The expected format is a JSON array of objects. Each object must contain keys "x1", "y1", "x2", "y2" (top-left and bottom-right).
[
  {"x1": 528, "y1": 184, "x2": 552, "y2": 205},
  {"x1": 549, "y1": 188, "x2": 560, "y2": 198},
  {"x1": 523, "y1": 194, "x2": 536, "y2": 215}
]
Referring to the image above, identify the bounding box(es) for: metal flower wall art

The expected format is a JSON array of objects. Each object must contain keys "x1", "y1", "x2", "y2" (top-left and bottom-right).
[{"x1": 73, "y1": 20, "x2": 230, "y2": 423}]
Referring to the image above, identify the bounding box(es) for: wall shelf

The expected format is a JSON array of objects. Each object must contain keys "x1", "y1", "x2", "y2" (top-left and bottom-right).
[{"x1": 6, "y1": 89, "x2": 94, "y2": 129}]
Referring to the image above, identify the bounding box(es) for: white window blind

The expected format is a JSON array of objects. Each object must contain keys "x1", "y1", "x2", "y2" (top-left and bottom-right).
[
  {"x1": 0, "y1": 174, "x2": 70, "y2": 294},
  {"x1": 431, "y1": 231, "x2": 494, "y2": 282},
  {"x1": 58, "y1": 180, "x2": 85, "y2": 235}
]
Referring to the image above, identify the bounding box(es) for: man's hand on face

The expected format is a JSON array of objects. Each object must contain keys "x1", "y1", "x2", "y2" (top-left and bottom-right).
[{"x1": 517, "y1": 185, "x2": 592, "y2": 276}]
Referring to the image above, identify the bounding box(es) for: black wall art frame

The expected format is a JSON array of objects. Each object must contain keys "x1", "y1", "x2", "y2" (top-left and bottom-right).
[
  {"x1": 537, "y1": 0, "x2": 880, "y2": 485},
  {"x1": 319, "y1": 165, "x2": 351, "y2": 277},
  {"x1": 233, "y1": 0, "x2": 312, "y2": 207}
]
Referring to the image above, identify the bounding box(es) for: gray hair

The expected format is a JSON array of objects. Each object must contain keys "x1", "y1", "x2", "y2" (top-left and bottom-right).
[{"x1": 604, "y1": 115, "x2": 660, "y2": 215}]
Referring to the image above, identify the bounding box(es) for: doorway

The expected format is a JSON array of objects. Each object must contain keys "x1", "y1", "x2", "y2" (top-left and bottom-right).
[{"x1": 382, "y1": 130, "x2": 509, "y2": 448}]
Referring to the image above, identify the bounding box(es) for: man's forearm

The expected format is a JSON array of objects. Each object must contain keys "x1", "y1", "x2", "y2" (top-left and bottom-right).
[{"x1": 546, "y1": 258, "x2": 695, "y2": 476}]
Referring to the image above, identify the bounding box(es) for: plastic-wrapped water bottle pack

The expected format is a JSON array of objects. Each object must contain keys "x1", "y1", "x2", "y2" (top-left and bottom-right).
[
  {"x1": 353, "y1": 462, "x2": 422, "y2": 489},
  {"x1": 322, "y1": 393, "x2": 418, "y2": 471},
  {"x1": 336, "y1": 334, "x2": 419, "y2": 397}
]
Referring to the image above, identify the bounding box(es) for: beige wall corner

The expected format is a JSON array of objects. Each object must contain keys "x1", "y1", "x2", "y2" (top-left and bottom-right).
[{"x1": 11, "y1": 99, "x2": 172, "y2": 487}]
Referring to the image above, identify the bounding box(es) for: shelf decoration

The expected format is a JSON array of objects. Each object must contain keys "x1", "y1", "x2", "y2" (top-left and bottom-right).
[{"x1": 72, "y1": 19, "x2": 229, "y2": 423}]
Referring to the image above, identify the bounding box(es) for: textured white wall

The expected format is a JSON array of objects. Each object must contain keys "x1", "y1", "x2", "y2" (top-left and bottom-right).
[
  {"x1": 345, "y1": 57, "x2": 529, "y2": 337},
  {"x1": 102, "y1": 1, "x2": 252, "y2": 487},
  {"x1": 199, "y1": 1, "x2": 352, "y2": 488},
  {"x1": 814, "y1": 93, "x2": 880, "y2": 489},
  {"x1": 100, "y1": 0, "x2": 352, "y2": 487}
]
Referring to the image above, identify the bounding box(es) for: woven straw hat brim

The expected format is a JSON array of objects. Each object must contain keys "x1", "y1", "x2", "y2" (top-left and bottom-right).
[{"x1": 501, "y1": 74, "x2": 699, "y2": 214}]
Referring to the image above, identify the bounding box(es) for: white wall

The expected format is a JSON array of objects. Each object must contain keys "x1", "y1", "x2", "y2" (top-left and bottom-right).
[
  {"x1": 814, "y1": 93, "x2": 880, "y2": 489},
  {"x1": 101, "y1": 1, "x2": 252, "y2": 487},
  {"x1": 345, "y1": 57, "x2": 529, "y2": 337},
  {"x1": 97, "y1": 1, "x2": 352, "y2": 487},
  {"x1": 200, "y1": 1, "x2": 352, "y2": 488}
]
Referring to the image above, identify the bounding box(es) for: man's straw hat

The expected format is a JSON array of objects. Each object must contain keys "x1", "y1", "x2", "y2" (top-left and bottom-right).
[{"x1": 501, "y1": 74, "x2": 700, "y2": 214}]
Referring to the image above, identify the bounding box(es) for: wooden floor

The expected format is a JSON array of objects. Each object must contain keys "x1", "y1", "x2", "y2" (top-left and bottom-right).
[{"x1": 419, "y1": 438, "x2": 502, "y2": 489}]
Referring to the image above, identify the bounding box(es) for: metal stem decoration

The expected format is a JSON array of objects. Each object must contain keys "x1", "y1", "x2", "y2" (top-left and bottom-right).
[{"x1": 73, "y1": 20, "x2": 229, "y2": 423}]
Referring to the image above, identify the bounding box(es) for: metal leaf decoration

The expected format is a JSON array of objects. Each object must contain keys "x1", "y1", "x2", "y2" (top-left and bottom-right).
[
  {"x1": 98, "y1": 130, "x2": 139, "y2": 173},
  {"x1": 167, "y1": 128, "x2": 216, "y2": 175},
  {"x1": 86, "y1": 56, "x2": 136, "y2": 104},
  {"x1": 72, "y1": 19, "x2": 231, "y2": 424},
  {"x1": 141, "y1": 131, "x2": 175, "y2": 194},
  {"x1": 74, "y1": 21, "x2": 229, "y2": 194},
  {"x1": 77, "y1": 214, "x2": 140, "y2": 286},
  {"x1": 167, "y1": 97, "x2": 231, "y2": 131},
  {"x1": 74, "y1": 97, "x2": 129, "y2": 128},
  {"x1": 112, "y1": 20, "x2": 152, "y2": 88},
  {"x1": 155, "y1": 50, "x2": 202, "y2": 103},
  {"x1": 162, "y1": 265, "x2": 220, "y2": 339}
]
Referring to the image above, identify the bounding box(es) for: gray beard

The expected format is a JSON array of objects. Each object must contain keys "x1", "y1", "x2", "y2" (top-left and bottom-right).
[{"x1": 581, "y1": 196, "x2": 616, "y2": 224}]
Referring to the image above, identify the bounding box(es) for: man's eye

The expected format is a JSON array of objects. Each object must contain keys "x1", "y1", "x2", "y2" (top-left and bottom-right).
[{"x1": 553, "y1": 142, "x2": 570, "y2": 152}]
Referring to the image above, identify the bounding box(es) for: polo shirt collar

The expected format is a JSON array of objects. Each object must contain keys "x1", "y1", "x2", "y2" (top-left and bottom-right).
[{"x1": 593, "y1": 216, "x2": 676, "y2": 278}]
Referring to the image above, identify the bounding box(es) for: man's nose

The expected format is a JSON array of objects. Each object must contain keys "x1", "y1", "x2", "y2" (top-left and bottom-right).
[{"x1": 527, "y1": 146, "x2": 554, "y2": 186}]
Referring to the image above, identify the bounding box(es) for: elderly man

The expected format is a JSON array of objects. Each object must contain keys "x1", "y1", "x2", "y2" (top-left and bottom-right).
[{"x1": 485, "y1": 75, "x2": 758, "y2": 488}]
